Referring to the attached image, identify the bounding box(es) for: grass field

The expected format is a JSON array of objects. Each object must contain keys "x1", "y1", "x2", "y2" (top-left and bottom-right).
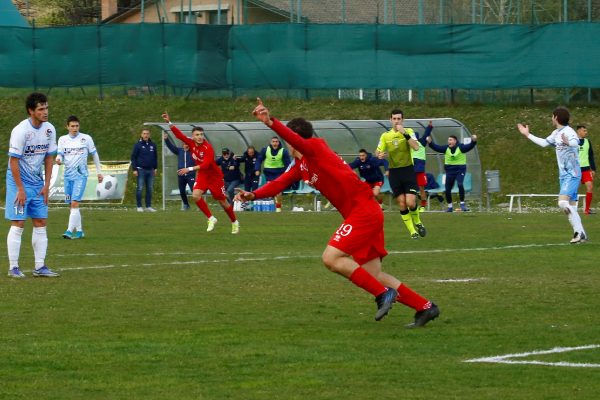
[{"x1": 1, "y1": 207, "x2": 599, "y2": 399}]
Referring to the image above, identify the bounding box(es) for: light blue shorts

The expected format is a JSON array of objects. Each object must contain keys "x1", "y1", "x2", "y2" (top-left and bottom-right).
[
  {"x1": 559, "y1": 170, "x2": 581, "y2": 202},
  {"x1": 5, "y1": 177, "x2": 48, "y2": 221},
  {"x1": 64, "y1": 176, "x2": 88, "y2": 203}
]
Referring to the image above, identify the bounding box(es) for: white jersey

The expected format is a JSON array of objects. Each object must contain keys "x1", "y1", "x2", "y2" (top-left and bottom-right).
[
  {"x1": 57, "y1": 132, "x2": 98, "y2": 180},
  {"x1": 544, "y1": 125, "x2": 580, "y2": 176},
  {"x1": 7, "y1": 119, "x2": 57, "y2": 186}
]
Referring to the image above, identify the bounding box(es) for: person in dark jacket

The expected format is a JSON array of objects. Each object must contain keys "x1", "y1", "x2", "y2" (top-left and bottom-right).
[
  {"x1": 348, "y1": 149, "x2": 389, "y2": 206},
  {"x1": 216, "y1": 147, "x2": 242, "y2": 202},
  {"x1": 238, "y1": 146, "x2": 260, "y2": 192},
  {"x1": 163, "y1": 132, "x2": 196, "y2": 210},
  {"x1": 131, "y1": 128, "x2": 158, "y2": 212}
]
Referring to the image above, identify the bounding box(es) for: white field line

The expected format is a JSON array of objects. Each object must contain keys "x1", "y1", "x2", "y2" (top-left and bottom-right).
[
  {"x1": 52, "y1": 242, "x2": 570, "y2": 272},
  {"x1": 434, "y1": 278, "x2": 484, "y2": 283},
  {"x1": 465, "y1": 344, "x2": 600, "y2": 368}
]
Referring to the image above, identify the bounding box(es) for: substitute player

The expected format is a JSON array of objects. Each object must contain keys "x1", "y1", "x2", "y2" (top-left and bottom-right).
[
  {"x1": 412, "y1": 121, "x2": 433, "y2": 212},
  {"x1": 161, "y1": 113, "x2": 239, "y2": 234},
  {"x1": 6, "y1": 92, "x2": 59, "y2": 278},
  {"x1": 518, "y1": 107, "x2": 588, "y2": 243},
  {"x1": 235, "y1": 98, "x2": 440, "y2": 326},
  {"x1": 376, "y1": 109, "x2": 426, "y2": 239},
  {"x1": 576, "y1": 125, "x2": 596, "y2": 215},
  {"x1": 56, "y1": 116, "x2": 103, "y2": 239},
  {"x1": 348, "y1": 149, "x2": 389, "y2": 207}
]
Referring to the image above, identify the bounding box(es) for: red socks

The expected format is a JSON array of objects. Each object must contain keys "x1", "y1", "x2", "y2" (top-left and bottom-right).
[
  {"x1": 195, "y1": 198, "x2": 212, "y2": 218},
  {"x1": 349, "y1": 267, "x2": 387, "y2": 297},
  {"x1": 396, "y1": 283, "x2": 430, "y2": 311},
  {"x1": 224, "y1": 204, "x2": 237, "y2": 222},
  {"x1": 586, "y1": 192, "x2": 593, "y2": 212}
]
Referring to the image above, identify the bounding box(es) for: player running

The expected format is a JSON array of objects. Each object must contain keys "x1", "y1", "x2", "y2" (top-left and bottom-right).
[
  {"x1": 376, "y1": 109, "x2": 426, "y2": 239},
  {"x1": 6, "y1": 92, "x2": 59, "y2": 278},
  {"x1": 161, "y1": 113, "x2": 239, "y2": 234},
  {"x1": 235, "y1": 98, "x2": 440, "y2": 326},
  {"x1": 56, "y1": 115, "x2": 103, "y2": 239},
  {"x1": 517, "y1": 106, "x2": 587, "y2": 243}
]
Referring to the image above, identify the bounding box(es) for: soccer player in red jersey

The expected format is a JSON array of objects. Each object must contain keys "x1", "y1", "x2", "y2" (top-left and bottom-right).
[
  {"x1": 162, "y1": 113, "x2": 239, "y2": 234},
  {"x1": 235, "y1": 99, "x2": 440, "y2": 326}
]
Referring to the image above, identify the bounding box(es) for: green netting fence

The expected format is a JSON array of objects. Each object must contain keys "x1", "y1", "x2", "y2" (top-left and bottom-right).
[{"x1": 1, "y1": 22, "x2": 599, "y2": 91}]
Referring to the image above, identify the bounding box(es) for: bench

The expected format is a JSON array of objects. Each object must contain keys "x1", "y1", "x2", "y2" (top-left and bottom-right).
[{"x1": 506, "y1": 194, "x2": 586, "y2": 213}]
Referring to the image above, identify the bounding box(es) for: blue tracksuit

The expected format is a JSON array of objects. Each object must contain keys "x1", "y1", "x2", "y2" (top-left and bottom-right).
[
  {"x1": 348, "y1": 153, "x2": 389, "y2": 183},
  {"x1": 164, "y1": 136, "x2": 195, "y2": 206}
]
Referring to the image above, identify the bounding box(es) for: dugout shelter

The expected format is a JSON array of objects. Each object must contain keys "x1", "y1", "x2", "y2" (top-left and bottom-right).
[{"x1": 145, "y1": 119, "x2": 482, "y2": 210}]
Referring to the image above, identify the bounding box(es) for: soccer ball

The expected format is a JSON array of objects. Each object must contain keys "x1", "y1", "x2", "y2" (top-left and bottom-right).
[{"x1": 96, "y1": 175, "x2": 119, "y2": 200}]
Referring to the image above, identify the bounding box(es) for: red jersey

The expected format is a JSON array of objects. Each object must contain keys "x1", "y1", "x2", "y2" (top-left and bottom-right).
[
  {"x1": 253, "y1": 118, "x2": 373, "y2": 217},
  {"x1": 169, "y1": 125, "x2": 222, "y2": 178}
]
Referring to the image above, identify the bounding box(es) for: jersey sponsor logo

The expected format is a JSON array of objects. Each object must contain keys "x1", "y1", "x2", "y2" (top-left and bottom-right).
[{"x1": 24, "y1": 143, "x2": 50, "y2": 155}]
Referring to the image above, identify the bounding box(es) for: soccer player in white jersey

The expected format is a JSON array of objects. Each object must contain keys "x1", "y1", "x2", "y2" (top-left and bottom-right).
[
  {"x1": 517, "y1": 106, "x2": 588, "y2": 243},
  {"x1": 56, "y1": 116, "x2": 103, "y2": 239},
  {"x1": 5, "y1": 92, "x2": 59, "y2": 278}
]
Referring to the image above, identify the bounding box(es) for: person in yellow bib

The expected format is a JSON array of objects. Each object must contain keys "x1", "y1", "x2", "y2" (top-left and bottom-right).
[
  {"x1": 426, "y1": 134, "x2": 477, "y2": 212},
  {"x1": 376, "y1": 109, "x2": 426, "y2": 239},
  {"x1": 577, "y1": 125, "x2": 596, "y2": 214},
  {"x1": 255, "y1": 136, "x2": 291, "y2": 212}
]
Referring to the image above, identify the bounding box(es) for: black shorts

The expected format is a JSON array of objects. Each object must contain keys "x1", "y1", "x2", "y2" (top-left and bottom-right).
[{"x1": 389, "y1": 166, "x2": 419, "y2": 198}]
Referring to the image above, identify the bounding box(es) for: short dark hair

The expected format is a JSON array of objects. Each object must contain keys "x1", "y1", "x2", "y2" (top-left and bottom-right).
[
  {"x1": 192, "y1": 127, "x2": 204, "y2": 133},
  {"x1": 576, "y1": 124, "x2": 587, "y2": 130},
  {"x1": 26, "y1": 92, "x2": 47, "y2": 113},
  {"x1": 358, "y1": 148, "x2": 367, "y2": 153},
  {"x1": 286, "y1": 118, "x2": 314, "y2": 139},
  {"x1": 553, "y1": 106, "x2": 570, "y2": 126},
  {"x1": 66, "y1": 115, "x2": 80, "y2": 125},
  {"x1": 390, "y1": 108, "x2": 404, "y2": 118},
  {"x1": 449, "y1": 135, "x2": 458, "y2": 141}
]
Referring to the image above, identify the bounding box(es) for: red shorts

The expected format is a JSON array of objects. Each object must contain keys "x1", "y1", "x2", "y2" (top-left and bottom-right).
[
  {"x1": 327, "y1": 199, "x2": 387, "y2": 265},
  {"x1": 194, "y1": 173, "x2": 227, "y2": 201},
  {"x1": 581, "y1": 170, "x2": 593, "y2": 184},
  {"x1": 415, "y1": 172, "x2": 427, "y2": 187},
  {"x1": 366, "y1": 181, "x2": 384, "y2": 189}
]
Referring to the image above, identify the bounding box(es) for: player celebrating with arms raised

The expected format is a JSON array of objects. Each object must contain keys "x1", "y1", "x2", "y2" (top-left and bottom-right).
[
  {"x1": 56, "y1": 115, "x2": 103, "y2": 239},
  {"x1": 162, "y1": 113, "x2": 239, "y2": 234},
  {"x1": 235, "y1": 99, "x2": 439, "y2": 326},
  {"x1": 6, "y1": 92, "x2": 59, "y2": 278},
  {"x1": 517, "y1": 106, "x2": 587, "y2": 243}
]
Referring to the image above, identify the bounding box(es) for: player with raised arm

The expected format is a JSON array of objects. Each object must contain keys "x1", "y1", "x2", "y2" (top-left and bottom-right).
[
  {"x1": 235, "y1": 99, "x2": 440, "y2": 326},
  {"x1": 56, "y1": 116, "x2": 103, "y2": 239},
  {"x1": 161, "y1": 113, "x2": 239, "y2": 234},
  {"x1": 517, "y1": 106, "x2": 587, "y2": 243},
  {"x1": 6, "y1": 92, "x2": 59, "y2": 278}
]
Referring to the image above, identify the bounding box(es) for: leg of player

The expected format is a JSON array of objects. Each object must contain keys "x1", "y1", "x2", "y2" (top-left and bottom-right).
[
  {"x1": 584, "y1": 180, "x2": 594, "y2": 214},
  {"x1": 397, "y1": 194, "x2": 418, "y2": 239},
  {"x1": 444, "y1": 174, "x2": 456, "y2": 212},
  {"x1": 361, "y1": 258, "x2": 439, "y2": 328},
  {"x1": 68, "y1": 200, "x2": 84, "y2": 239},
  {"x1": 217, "y1": 198, "x2": 239, "y2": 234},
  {"x1": 372, "y1": 185, "x2": 383, "y2": 207},
  {"x1": 193, "y1": 189, "x2": 216, "y2": 231},
  {"x1": 457, "y1": 173, "x2": 469, "y2": 212},
  {"x1": 322, "y1": 245, "x2": 396, "y2": 321},
  {"x1": 31, "y1": 218, "x2": 59, "y2": 277},
  {"x1": 7, "y1": 221, "x2": 25, "y2": 278},
  {"x1": 407, "y1": 192, "x2": 426, "y2": 237},
  {"x1": 274, "y1": 192, "x2": 283, "y2": 212}
]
